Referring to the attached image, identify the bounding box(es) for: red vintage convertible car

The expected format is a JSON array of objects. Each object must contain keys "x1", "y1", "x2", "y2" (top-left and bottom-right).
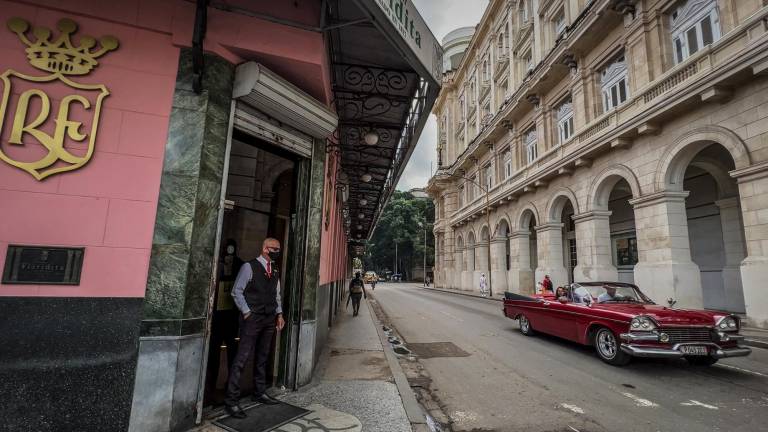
[{"x1": 503, "y1": 282, "x2": 752, "y2": 366}]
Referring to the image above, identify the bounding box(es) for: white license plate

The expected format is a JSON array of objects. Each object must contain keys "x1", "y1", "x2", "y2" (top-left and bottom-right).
[{"x1": 679, "y1": 345, "x2": 709, "y2": 356}]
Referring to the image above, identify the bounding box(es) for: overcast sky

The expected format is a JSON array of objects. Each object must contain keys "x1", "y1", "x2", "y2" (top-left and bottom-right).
[{"x1": 395, "y1": 0, "x2": 489, "y2": 191}]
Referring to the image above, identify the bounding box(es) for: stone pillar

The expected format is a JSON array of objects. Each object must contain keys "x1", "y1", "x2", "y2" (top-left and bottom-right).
[
  {"x1": 631, "y1": 192, "x2": 703, "y2": 308},
  {"x1": 453, "y1": 246, "x2": 464, "y2": 291},
  {"x1": 490, "y1": 237, "x2": 509, "y2": 295},
  {"x1": 534, "y1": 223, "x2": 569, "y2": 289},
  {"x1": 573, "y1": 211, "x2": 618, "y2": 282},
  {"x1": 509, "y1": 231, "x2": 534, "y2": 295},
  {"x1": 715, "y1": 197, "x2": 747, "y2": 313},
  {"x1": 735, "y1": 172, "x2": 768, "y2": 328},
  {"x1": 475, "y1": 240, "x2": 490, "y2": 293},
  {"x1": 461, "y1": 246, "x2": 474, "y2": 291}
]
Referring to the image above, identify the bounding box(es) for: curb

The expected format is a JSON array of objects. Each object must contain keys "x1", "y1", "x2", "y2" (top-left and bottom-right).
[{"x1": 365, "y1": 297, "x2": 427, "y2": 430}]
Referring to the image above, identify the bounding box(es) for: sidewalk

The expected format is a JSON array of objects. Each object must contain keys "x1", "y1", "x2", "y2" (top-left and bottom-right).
[
  {"x1": 195, "y1": 295, "x2": 422, "y2": 432},
  {"x1": 416, "y1": 283, "x2": 768, "y2": 350}
]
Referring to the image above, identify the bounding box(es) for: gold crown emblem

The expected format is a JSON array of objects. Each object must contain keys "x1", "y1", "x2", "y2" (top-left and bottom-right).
[{"x1": 7, "y1": 17, "x2": 119, "y2": 76}]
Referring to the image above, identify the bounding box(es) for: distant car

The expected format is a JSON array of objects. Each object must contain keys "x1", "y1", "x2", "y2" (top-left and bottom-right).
[
  {"x1": 503, "y1": 282, "x2": 751, "y2": 366},
  {"x1": 364, "y1": 271, "x2": 378, "y2": 283},
  {"x1": 392, "y1": 273, "x2": 402, "y2": 282}
]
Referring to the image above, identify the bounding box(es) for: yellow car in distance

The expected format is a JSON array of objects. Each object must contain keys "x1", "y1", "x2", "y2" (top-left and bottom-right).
[{"x1": 363, "y1": 271, "x2": 378, "y2": 284}]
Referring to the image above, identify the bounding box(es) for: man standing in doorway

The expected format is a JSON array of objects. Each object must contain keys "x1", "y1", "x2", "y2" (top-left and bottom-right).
[{"x1": 225, "y1": 238, "x2": 286, "y2": 418}]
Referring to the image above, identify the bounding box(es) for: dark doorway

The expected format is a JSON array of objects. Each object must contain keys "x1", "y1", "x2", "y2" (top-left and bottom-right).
[{"x1": 204, "y1": 135, "x2": 298, "y2": 406}]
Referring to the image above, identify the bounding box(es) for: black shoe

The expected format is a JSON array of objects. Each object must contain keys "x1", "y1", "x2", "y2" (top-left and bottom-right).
[
  {"x1": 224, "y1": 404, "x2": 247, "y2": 419},
  {"x1": 252, "y1": 393, "x2": 280, "y2": 405}
]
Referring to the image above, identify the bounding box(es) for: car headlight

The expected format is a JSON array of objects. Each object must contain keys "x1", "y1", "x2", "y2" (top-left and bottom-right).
[
  {"x1": 717, "y1": 316, "x2": 738, "y2": 331},
  {"x1": 630, "y1": 316, "x2": 657, "y2": 331}
]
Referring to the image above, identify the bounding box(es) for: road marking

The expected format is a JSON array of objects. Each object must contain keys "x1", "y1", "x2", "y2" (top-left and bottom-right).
[
  {"x1": 715, "y1": 363, "x2": 768, "y2": 377},
  {"x1": 621, "y1": 392, "x2": 659, "y2": 407},
  {"x1": 681, "y1": 400, "x2": 719, "y2": 410},
  {"x1": 559, "y1": 403, "x2": 585, "y2": 414},
  {"x1": 439, "y1": 310, "x2": 465, "y2": 322},
  {"x1": 568, "y1": 426, "x2": 581, "y2": 432}
]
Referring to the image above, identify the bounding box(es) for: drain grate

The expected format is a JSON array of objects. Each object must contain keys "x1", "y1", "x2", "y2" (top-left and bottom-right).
[{"x1": 407, "y1": 342, "x2": 470, "y2": 359}]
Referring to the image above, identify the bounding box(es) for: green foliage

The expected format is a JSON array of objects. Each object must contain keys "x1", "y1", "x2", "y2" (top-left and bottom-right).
[{"x1": 363, "y1": 191, "x2": 434, "y2": 279}]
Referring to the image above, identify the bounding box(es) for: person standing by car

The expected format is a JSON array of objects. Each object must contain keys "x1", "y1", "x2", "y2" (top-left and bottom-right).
[
  {"x1": 349, "y1": 271, "x2": 367, "y2": 316},
  {"x1": 541, "y1": 275, "x2": 553, "y2": 293},
  {"x1": 224, "y1": 238, "x2": 285, "y2": 419},
  {"x1": 479, "y1": 273, "x2": 488, "y2": 297}
]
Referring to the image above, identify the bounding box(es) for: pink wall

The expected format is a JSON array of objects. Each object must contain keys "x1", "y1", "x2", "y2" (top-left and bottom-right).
[
  {"x1": 0, "y1": 0, "x2": 337, "y2": 297},
  {"x1": 0, "y1": 0, "x2": 179, "y2": 297},
  {"x1": 319, "y1": 152, "x2": 349, "y2": 286}
]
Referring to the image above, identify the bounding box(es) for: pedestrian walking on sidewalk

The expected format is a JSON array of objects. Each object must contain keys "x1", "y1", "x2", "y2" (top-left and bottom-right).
[
  {"x1": 349, "y1": 271, "x2": 367, "y2": 316},
  {"x1": 479, "y1": 273, "x2": 488, "y2": 297},
  {"x1": 224, "y1": 238, "x2": 286, "y2": 419}
]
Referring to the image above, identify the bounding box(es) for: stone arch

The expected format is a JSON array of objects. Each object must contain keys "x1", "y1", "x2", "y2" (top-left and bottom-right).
[
  {"x1": 456, "y1": 234, "x2": 464, "y2": 249},
  {"x1": 588, "y1": 164, "x2": 642, "y2": 211},
  {"x1": 494, "y1": 217, "x2": 511, "y2": 238},
  {"x1": 479, "y1": 225, "x2": 491, "y2": 243},
  {"x1": 467, "y1": 230, "x2": 476, "y2": 246},
  {"x1": 656, "y1": 125, "x2": 751, "y2": 192},
  {"x1": 516, "y1": 202, "x2": 540, "y2": 230},
  {"x1": 545, "y1": 187, "x2": 580, "y2": 222}
]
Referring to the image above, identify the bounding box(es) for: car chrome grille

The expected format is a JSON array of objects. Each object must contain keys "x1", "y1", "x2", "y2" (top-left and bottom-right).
[{"x1": 660, "y1": 327, "x2": 713, "y2": 343}]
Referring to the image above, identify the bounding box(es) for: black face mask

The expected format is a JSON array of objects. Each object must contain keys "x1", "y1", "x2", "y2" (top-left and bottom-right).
[{"x1": 268, "y1": 251, "x2": 281, "y2": 262}]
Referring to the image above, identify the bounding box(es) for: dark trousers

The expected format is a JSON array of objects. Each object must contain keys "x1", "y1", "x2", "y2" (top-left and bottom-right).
[
  {"x1": 206, "y1": 310, "x2": 239, "y2": 389},
  {"x1": 225, "y1": 313, "x2": 276, "y2": 406},
  {"x1": 351, "y1": 293, "x2": 362, "y2": 314}
]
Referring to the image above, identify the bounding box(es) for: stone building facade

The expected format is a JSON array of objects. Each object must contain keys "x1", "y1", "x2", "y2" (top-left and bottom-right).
[{"x1": 426, "y1": 0, "x2": 768, "y2": 329}]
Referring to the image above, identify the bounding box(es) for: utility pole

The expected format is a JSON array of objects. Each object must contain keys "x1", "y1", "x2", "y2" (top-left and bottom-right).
[
  {"x1": 423, "y1": 223, "x2": 427, "y2": 287},
  {"x1": 394, "y1": 241, "x2": 398, "y2": 281}
]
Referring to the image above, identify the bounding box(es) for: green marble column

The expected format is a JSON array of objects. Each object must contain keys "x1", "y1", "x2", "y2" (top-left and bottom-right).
[
  {"x1": 301, "y1": 139, "x2": 327, "y2": 320},
  {"x1": 141, "y1": 50, "x2": 234, "y2": 336}
]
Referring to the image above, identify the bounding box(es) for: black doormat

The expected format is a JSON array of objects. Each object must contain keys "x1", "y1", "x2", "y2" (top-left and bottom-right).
[{"x1": 214, "y1": 402, "x2": 310, "y2": 432}]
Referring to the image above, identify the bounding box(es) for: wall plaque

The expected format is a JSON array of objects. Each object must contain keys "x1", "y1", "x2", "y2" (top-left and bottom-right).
[{"x1": 2, "y1": 245, "x2": 84, "y2": 285}]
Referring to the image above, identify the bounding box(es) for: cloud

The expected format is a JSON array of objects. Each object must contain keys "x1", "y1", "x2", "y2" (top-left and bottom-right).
[{"x1": 397, "y1": 0, "x2": 488, "y2": 191}]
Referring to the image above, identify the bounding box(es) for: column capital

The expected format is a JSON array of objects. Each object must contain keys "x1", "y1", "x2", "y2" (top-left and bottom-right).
[
  {"x1": 572, "y1": 210, "x2": 612, "y2": 222},
  {"x1": 509, "y1": 230, "x2": 530, "y2": 239},
  {"x1": 490, "y1": 236, "x2": 508, "y2": 244},
  {"x1": 535, "y1": 222, "x2": 564, "y2": 232},
  {"x1": 629, "y1": 191, "x2": 689, "y2": 209},
  {"x1": 714, "y1": 196, "x2": 740, "y2": 209}
]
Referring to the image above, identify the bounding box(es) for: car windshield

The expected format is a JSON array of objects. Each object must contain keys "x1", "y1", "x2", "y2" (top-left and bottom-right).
[{"x1": 572, "y1": 284, "x2": 653, "y2": 304}]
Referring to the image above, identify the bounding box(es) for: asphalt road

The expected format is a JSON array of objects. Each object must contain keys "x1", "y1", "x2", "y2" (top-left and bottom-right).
[{"x1": 370, "y1": 283, "x2": 768, "y2": 432}]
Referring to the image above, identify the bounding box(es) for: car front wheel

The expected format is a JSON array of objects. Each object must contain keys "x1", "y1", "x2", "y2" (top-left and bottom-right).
[
  {"x1": 685, "y1": 356, "x2": 718, "y2": 366},
  {"x1": 519, "y1": 314, "x2": 535, "y2": 336},
  {"x1": 594, "y1": 327, "x2": 631, "y2": 366}
]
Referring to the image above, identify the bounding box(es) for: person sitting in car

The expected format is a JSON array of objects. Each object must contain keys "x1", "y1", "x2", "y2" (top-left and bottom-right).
[
  {"x1": 597, "y1": 286, "x2": 618, "y2": 303},
  {"x1": 555, "y1": 287, "x2": 568, "y2": 301}
]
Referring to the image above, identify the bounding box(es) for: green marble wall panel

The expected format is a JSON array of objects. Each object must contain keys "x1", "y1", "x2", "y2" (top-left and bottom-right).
[
  {"x1": 301, "y1": 140, "x2": 327, "y2": 320},
  {"x1": 142, "y1": 49, "x2": 234, "y2": 333}
]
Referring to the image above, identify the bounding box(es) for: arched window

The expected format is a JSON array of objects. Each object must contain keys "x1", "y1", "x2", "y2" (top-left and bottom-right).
[
  {"x1": 600, "y1": 53, "x2": 628, "y2": 111},
  {"x1": 556, "y1": 97, "x2": 574, "y2": 143},
  {"x1": 670, "y1": 0, "x2": 720, "y2": 64},
  {"x1": 525, "y1": 127, "x2": 537, "y2": 163}
]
